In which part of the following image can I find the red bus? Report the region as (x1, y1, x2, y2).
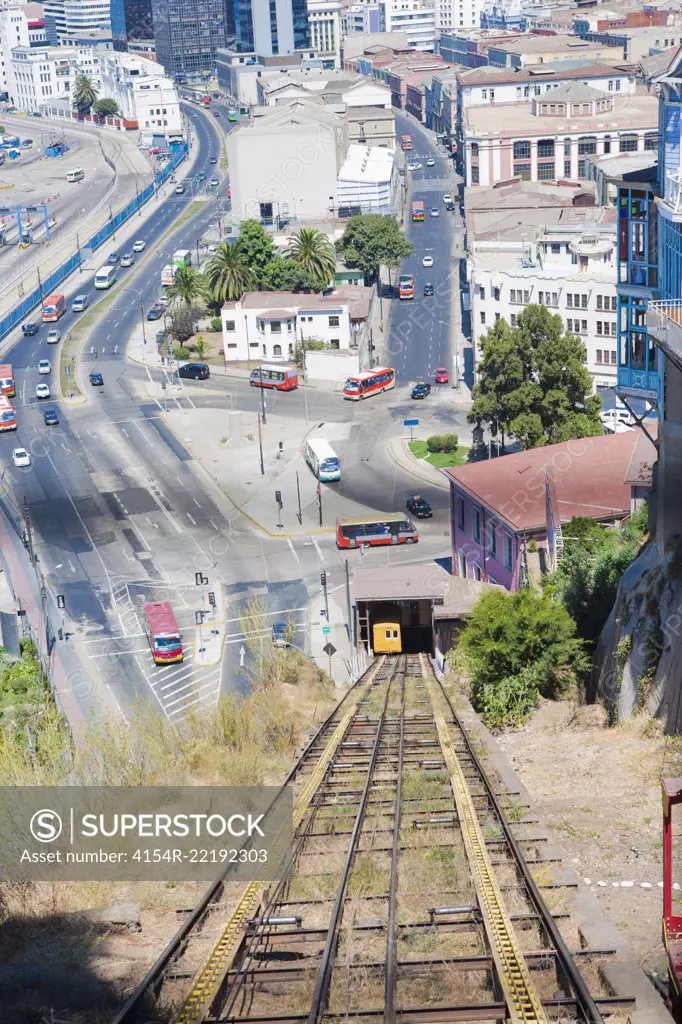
(249, 365, 298, 391)
(343, 367, 395, 400)
(411, 201, 424, 222)
(0, 395, 17, 431)
(0, 364, 14, 397)
(42, 293, 66, 322)
(401, 135, 413, 151)
(143, 601, 184, 665)
(202, 95, 211, 106)
(399, 274, 414, 299)
(337, 513, 418, 549)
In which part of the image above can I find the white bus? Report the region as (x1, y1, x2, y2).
(172, 248, 192, 267)
(66, 168, 85, 182)
(94, 264, 117, 289)
(306, 438, 341, 482)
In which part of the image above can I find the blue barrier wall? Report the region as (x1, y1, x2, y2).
(0, 142, 189, 341)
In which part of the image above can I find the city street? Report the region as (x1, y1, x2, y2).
(0, 107, 464, 717)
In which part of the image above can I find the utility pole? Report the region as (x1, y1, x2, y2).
(76, 232, 82, 272)
(22, 497, 34, 566)
(345, 559, 353, 645)
(300, 332, 309, 424)
(257, 413, 265, 476)
(321, 570, 329, 621)
(296, 471, 302, 525)
(259, 367, 267, 424)
(317, 464, 323, 527)
(140, 301, 147, 358)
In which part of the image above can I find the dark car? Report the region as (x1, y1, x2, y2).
(22, 321, 40, 336)
(213, 110, 220, 117)
(411, 382, 431, 399)
(146, 306, 163, 321)
(43, 407, 59, 425)
(272, 622, 290, 649)
(423, 282, 434, 296)
(406, 494, 433, 518)
(198, 171, 206, 181)
(444, 201, 456, 212)
(178, 362, 210, 381)
(89, 372, 104, 386)
(107, 252, 120, 264)
(210, 156, 217, 164)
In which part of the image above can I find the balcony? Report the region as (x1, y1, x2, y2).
(647, 301, 682, 374)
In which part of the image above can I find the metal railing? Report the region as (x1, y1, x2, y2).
(646, 300, 682, 369)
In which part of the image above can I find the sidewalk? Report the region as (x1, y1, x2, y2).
(159, 404, 375, 538)
(308, 584, 369, 688)
(194, 582, 225, 667)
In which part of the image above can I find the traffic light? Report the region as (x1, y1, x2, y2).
(320, 571, 327, 589)
(275, 490, 282, 506)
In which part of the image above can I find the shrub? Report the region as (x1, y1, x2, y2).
(427, 434, 445, 452)
(210, 316, 222, 332)
(173, 344, 190, 359)
(440, 433, 459, 452)
(474, 665, 543, 731)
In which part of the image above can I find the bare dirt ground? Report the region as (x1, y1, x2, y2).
(497, 699, 682, 984)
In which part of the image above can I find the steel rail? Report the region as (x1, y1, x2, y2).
(306, 655, 400, 1024)
(433, 667, 605, 1024)
(110, 657, 386, 1024)
(384, 681, 405, 1024)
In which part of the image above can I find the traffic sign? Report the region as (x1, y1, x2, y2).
(323, 642, 337, 657)
(322, 625, 331, 634)
(404, 419, 419, 426)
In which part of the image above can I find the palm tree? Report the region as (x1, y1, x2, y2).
(285, 228, 336, 289)
(72, 73, 99, 115)
(205, 242, 256, 302)
(167, 265, 206, 307)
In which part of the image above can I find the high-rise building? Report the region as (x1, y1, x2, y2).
(43, 0, 112, 43)
(307, 0, 340, 67)
(234, 0, 309, 58)
(152, 0, 233, 76)
(378, 0, 436, 52)
(111, 0, 154, 48)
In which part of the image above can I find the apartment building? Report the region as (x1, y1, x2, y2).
(378, 0, 437, 52)
(221, 291, 354, 362)
(307, 0, 341, 67)
(98, 51, 182, 140)
(152, 0, 231, 76)
(463, 85, 658, 187)
(9, 42, 97, 109)
(0, 1, 47, 96)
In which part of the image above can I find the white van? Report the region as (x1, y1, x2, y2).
(66, 168, 85, 183)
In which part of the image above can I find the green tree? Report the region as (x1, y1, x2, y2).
(205, 242, 257, 302)
(460, 589, 589, 727)
(335, 214, 413, 283)
(234, 218, 275, 272)
(286, 227, 336, 288)
(260, 254, 315, 292)
(194, 334, 208, 358)
(168, 305, 201, 343)
(92, 97, 119, 118)
(468, 305, 603, 450)
(72, 73, 99, 115)
(167, 264, 206, 307)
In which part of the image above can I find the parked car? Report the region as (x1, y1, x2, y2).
(411, 382, 431, 399)
(147, 306, 163, 321)
(89, 372, 104, 386)
(435, 367, 449, 384)
(38, 359, 51, 375)
(132, 239, 146, 252)
(72, 294, 89, 312)
(47, 329, 61, 344)
(35, 382, 50, 399)
(107, 251, 120, 264)
(422, 256, 434, 268)
(406, 494, 433, 518)
(423, 282, 434, 296)
(272, 622, 290, 649)
(120, 253, 134, 267)
(43, 407, 59, 425)
(178, 362, 210, 381)
(12, 447, 31, 467)
(22, 321, 40, 336)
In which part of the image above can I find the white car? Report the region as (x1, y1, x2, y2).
(175, 184, 185, 194)
(35, 382, 50, 399)
(601, 408, 635, 432)
(12, 447, 30, 467)
(132, 240, 146, 252)
(407, 162, 423, 170)
(443, 193, 453, 204)
(120, 253, 134, 267)
(47, 329, 61, 344)
(38, 359, 51, 375)
(426, 157, 435, 167)
(209, 177, 219, 187)
(430, 208, 439, 218)
(423, 255, 434, 268)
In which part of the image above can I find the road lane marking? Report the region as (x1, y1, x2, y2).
(287, 538, 300, 563)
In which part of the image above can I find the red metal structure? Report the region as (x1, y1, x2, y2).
(663, 778, 682, 1018)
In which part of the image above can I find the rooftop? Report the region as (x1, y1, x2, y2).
(338, 143, 395, 183)
(537, 80, 609, 102)
(455, 59, 635, 86)
(352, 563, 501, 616)
(223, 286, 372, 319)
(464, 87, 657, 137)
(442, 431, 652, 533)
(494, 34, 625, 54)
(587, 150, 659, 181)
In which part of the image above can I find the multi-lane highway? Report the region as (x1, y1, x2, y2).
(0, 105, 464, 721)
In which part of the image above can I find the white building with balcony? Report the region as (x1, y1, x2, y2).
(469, 208, 619, 389)
(9, 42, 97, 111)
(378, 0, 436, 52)
(98, 52, 182, 140)
(0, 1, 48, 95)
(221, 292, 354, 363)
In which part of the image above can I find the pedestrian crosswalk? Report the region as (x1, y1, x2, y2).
(134, 644, 222, 719)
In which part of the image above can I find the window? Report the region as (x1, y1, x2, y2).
(578, 136, 597, 156)
(582, 319, 587, 333)
(480, 311, 486, 325)
(482, 89, 487, 99)
(538, 161, 555, 180)
(270, 320, 281, 333)
(503, 533, 513, 571)
(564, 158, 571, 177)
(596, 348, 602, 363)
(611, 350, 617, 364)
(493, 287, 500, 301)
(490, 90, 495, 102)
(457, 496, 465, 530)
(596, 295, 603, 311)
(224, 319, 235, 331)
(487, 519, 497, 559)
(513, 140, 531, 160)
(644, 133, 657, 151)
(513, 163, 531, 180)
(458, 549, 467, 578)
(272, 342, 282, 357)
(619, 134, 638, 153)
(328, 315, 340, 327)
(510, 314, 517, 326)
(471, 166, 479, 184)
(479, 286, 485, 300)
(578, 159, 587, 178)
(597, 321, 603, 335)
(603, 135, 611, 154)
(473, 564, 482, 582)
(537, 138, 554, 158)
(471, 142, 479, 157)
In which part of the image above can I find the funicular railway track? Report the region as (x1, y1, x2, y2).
(112, 655, 633, 1024)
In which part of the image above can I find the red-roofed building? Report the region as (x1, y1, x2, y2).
(442, 431, 654, 590)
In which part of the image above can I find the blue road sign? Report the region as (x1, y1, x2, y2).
(404, 419, 419, 427)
